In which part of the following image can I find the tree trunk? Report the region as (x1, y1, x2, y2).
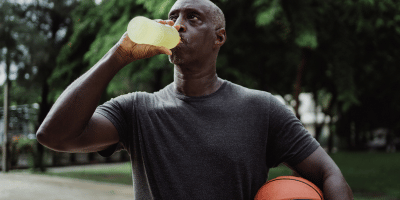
(324, 90, 338, 153)
(281, 0, 304, 120)
(2, 79, 10, 172)
(121, 151, 130, 162)
(69, 153, 76, 164)
(88, 152, 96, 163)
(52, 151, 60, 166)
(34, 80, 51, 172)
(36, 142, 45, 170)
(312, 90, 325, 142)
(327, 115, 334, 154)
(315, 124, 324, 142)
(2, 55, 11, 173)
(293, 48, 307, 120)
(105, 155, 112, 163)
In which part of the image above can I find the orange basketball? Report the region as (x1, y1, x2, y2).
(254, 176, 324, 200)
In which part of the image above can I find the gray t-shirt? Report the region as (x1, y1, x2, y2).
(95, 79, 320, 200)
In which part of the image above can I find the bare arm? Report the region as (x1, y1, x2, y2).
(36, 29, 173, 153)
(285, 146, 354, 200)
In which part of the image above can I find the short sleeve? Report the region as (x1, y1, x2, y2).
(94, 93, 135, 157)
(266, 95, 320, 168)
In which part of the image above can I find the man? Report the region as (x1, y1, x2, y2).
(36, 0, 353, 199)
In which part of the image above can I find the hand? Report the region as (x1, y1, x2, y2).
(113, 19, 180, 65)
(154, 19, 181, 31)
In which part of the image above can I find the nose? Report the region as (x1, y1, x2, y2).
(174, 17, 186, 32)
(174, 24, 186, 32)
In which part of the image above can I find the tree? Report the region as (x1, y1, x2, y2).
(53, 0, 174, 103)
(300, 0, 400, 150)
(9, 0, 81, 170)
(250, 0, 400, 151)
(0, 0, 27, 172)
(55, 0, 400, 153)
(56, 0, 304, 100)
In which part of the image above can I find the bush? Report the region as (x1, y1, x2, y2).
(15, 136, 36, 155)
(0, 135, 39, 169)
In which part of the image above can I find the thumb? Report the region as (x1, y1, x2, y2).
(160, 46, 172, 55)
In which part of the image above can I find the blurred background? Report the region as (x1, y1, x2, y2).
(0, 0, 399, 199)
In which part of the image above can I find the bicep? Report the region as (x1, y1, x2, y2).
(65, 112, 120, 153)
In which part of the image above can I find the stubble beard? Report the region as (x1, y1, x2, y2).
(169, 47, 186, 65)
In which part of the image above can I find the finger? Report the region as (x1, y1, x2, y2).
(154, 19, 166, 25)
(150, 45, 166, 55)
(166, 20, 175, 26)
(173, 24, 181, 31)
(118, 31, 129, 44)
(160, 46, 172, 55)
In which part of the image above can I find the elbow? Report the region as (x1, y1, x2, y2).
(36, 131, 49, 146)
(36, 131, 66, 152)
(323, 172, 354, 200)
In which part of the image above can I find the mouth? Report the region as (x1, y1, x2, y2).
(172, 37, 185, 51)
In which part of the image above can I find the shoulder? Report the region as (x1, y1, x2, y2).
(130, 83, 176, 109)
(104, 92, 143, 109)
(103, 83, 174, 108)
(226, 81, 278, 105)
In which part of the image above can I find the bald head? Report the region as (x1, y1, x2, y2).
(168, 0, 227, 66)
(205, 0, 226, 30)
(173, 0, 226, 30)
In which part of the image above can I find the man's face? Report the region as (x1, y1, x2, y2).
(168, 0, 217, 65)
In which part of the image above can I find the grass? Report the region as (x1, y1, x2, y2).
(268, 152, 400, 200)
(34, 162, 133, 185)
(330, 151, 400, 200)
(12, 151, 400, 200)
(267, 151, 400, 200)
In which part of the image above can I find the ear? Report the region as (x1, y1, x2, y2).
(213, 28, 226, 49)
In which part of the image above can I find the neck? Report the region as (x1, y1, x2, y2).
(173, 64, 222, 97)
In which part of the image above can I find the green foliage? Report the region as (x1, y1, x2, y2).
(15, 136, 36, 155)
(359, 0, 375, 7)
(54, 0, 316, 99)
(294, 29, 317, 49)
(50, 0, 400, 150)
(14, 0, 80, 104)
(0, 80, 40, 107)
(0, 136, 38, 169)
(317, 89, 333, 112)
(300, 0, 400, 144)
(136, 0, 175, 19)
(255, 0, 282, 27)
(50, 0, 100, 99)
(0, 1, 27, 86)
(53, 0, 180, 101)
(331, 152, 400, 199)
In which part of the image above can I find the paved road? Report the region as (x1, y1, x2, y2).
(0, 165, 133, 200)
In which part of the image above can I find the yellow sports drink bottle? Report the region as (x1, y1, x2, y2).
(127, 16, 180, 49)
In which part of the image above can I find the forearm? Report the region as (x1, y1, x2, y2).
(323, 173, 353, 200)
(36, 45, 127, 149)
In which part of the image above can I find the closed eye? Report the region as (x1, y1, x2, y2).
(169, 15, 177, 20)
(169, 14, 200, 21)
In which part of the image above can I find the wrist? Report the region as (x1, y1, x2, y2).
(110, 45, 136, 68)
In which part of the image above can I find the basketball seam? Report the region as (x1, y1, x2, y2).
(267, 177, 323, 200)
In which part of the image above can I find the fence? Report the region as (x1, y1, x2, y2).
(0, 104, 130, 171)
